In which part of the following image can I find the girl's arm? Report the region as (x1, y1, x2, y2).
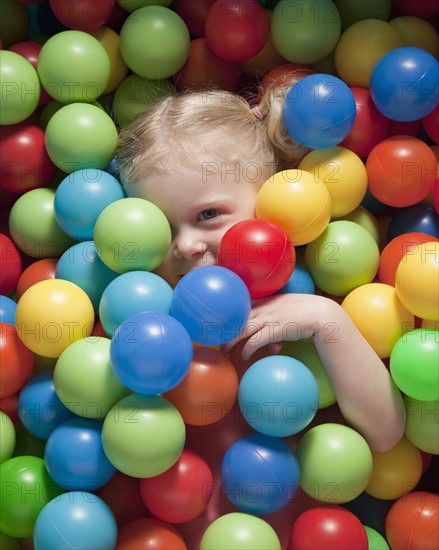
(222, 293, 406, 452)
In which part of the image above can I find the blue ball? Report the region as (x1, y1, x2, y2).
(56, 241, 118, 313)
(370, 47, 439, 122)
(283, 73, 356, 149)
(17, 370, 73, 440)
(170, 266, 251, 346)
(221, 433, 300, 515)
(0, 295, 16, 326)
(110, 311, 193, 394)
(44, 417, 115, 491)
(99, 271, 173, 337)
(33, 491, 117, 550)
(387, 203, 439, 241)
(277, 265, 315, 295)
(54, 169, 125, 241)
(238, 355, 319, 437)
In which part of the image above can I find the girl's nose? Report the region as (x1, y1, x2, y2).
(173, 229, 206, 259)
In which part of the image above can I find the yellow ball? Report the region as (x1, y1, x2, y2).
(395, 242, 439, 321)
(15, 279, 95, 358)
(341, 283, 415, 358)
(389, 16, 439, 59)
(255, 170, 332, 246)
(299, 146, 368, 218)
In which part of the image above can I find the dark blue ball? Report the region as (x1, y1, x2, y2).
(387, 203, 439, 241)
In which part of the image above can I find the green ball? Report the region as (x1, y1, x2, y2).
(0, 456, 63, 538)
(54, 337, 130, 418)
(45, 103, 118, 173)
(113, 74, 176, 128)
(200, 513, 281, 550)
(296, 423, 373, 503)
(0, 51, 40, 125)
(0, 411, 15, 464)
(102, 393, 186, 478)
(390, 329, 439, 401)
(120, 6, 190, 79)
(272, 0, 341, 64)
(94, 198, 171, 273)
(305, 220, 380, 296)
(334, 205, 380, 245)
(404, 395, 439, 454)
(364, 526, 390, 549)
(8, 188, 76, 259)
(37, 30, 110, 104)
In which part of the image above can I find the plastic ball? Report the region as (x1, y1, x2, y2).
(37, 30, 110, 103)
(422, 103, 439, 144)
(277, 264, 315, 295)
(334, 206, 381, 244)
(0, 122, 56, 194)
(170, 266, 251, 346)
(54, 336, 129, 418)
(335, 0, 391, 30)
(296, 423, 373, 503)
(110, 311, 193, 394)
(204, 0, 269, 63)
(365, 436, 423, 500)
(289, 507, 369, 550)
(15, 279, 95, 358)
(99, 271, 173, 337)
(257, 62, 314, 101)
(0, 322, 34, 399)
(0, 455, 63, 538)
(395, 242, 439, 321)
(173, 0, 216, 37)
(366, 136, 436, 208)
(271, 0, 341, 65)
(102, 393, 186, 478)
(45, 102, 118, 173)
(370, 47, 439, 122)
(48, 0, 115, 32)
(238, 355, 319, 437)
(140, 448, 213, 523)
(404, 395, 439, 455)
(363, 526, 390, 550)
(117, 518, 187, 550)
(385, 491, 439, 550)
(334, 19, 403, 88)
(0, 50, 40, 125)
(283, 74, 356, 149)
(17, 370, 73, 440)
(299, 146, 368, 217)
(217, 219, 296, 298)
(0, 410, 15, 464)
(390, 328, 439, 401)
(15, 257, 57, 300)
(389, 16, 439, 58)
(33, 491, 118, 550)
(378, 232, 438, 287)
(341, 283, 415, 359)
(388, 203, 439, 241)
(255, 169, 332, 246)
(164, 346, 238, 426)
(221, 433, 300, 514)
(93, 197, 171, 273)
(305, 220, 380, 296)
(0, 295, 16, 326)
(54, 168, 125, 241)
(0, 234, 22, 296)
(119, 6, 190, 79)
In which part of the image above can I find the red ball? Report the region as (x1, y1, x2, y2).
(378, 231, 439, 286)
(173, 0, 217, 37)
(0, 233, 22, 296)
(386, 119, 422, 138)
(15, 258, 58, 301)
(0, 123, 56, 194)
(0, 322, 34, 400)
(385, 491, 439, 550)
(217, 219, 296, 298)
(366, 136, 437, 207)
(289, 507, 369, 550)
(140, 448, 214, 524)
(422, 103, 439, 144)
(205, 0, 269, 63)
(339, 87, 389, 159)
(116, 518, 187, 550)
(48, 0, 115, 31)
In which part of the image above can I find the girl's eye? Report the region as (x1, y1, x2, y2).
(198, 209, 219, 221)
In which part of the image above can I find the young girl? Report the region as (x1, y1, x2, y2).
(116, 85, 405, 455)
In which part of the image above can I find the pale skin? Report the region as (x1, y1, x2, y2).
(133, 165, 406, 452)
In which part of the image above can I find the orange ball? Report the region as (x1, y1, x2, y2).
(164, 347, 238, 426)
(88, 26, 129, 93)
(15, 258, 58, 301)
(116, 518, 187, 550)
(0, 322, 34, 399)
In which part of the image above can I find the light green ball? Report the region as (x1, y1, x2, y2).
(37, 30, 110, 103)
(200, 513, 281, 550)
(305, 220, 380, 296)
(54, 337, 130, 419)
(0, 411, 15, 464)
(120, 6, 190, 79)
(8, 188, 76, 259)
(404, 395, 439, 454)
(296, 423, 373, 503)
(45, 103, 118, 173)
(364, 525, 390, 549)
(94, 198, 171, 273)
(102, 393, 186, 478)
(333, 205, 380, 245)
(0, 51, 40, 125)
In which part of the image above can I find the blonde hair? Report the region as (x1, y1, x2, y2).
(116, 81, 309, 195)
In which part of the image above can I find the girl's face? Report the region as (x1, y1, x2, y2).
(133, 166, 263, 287)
